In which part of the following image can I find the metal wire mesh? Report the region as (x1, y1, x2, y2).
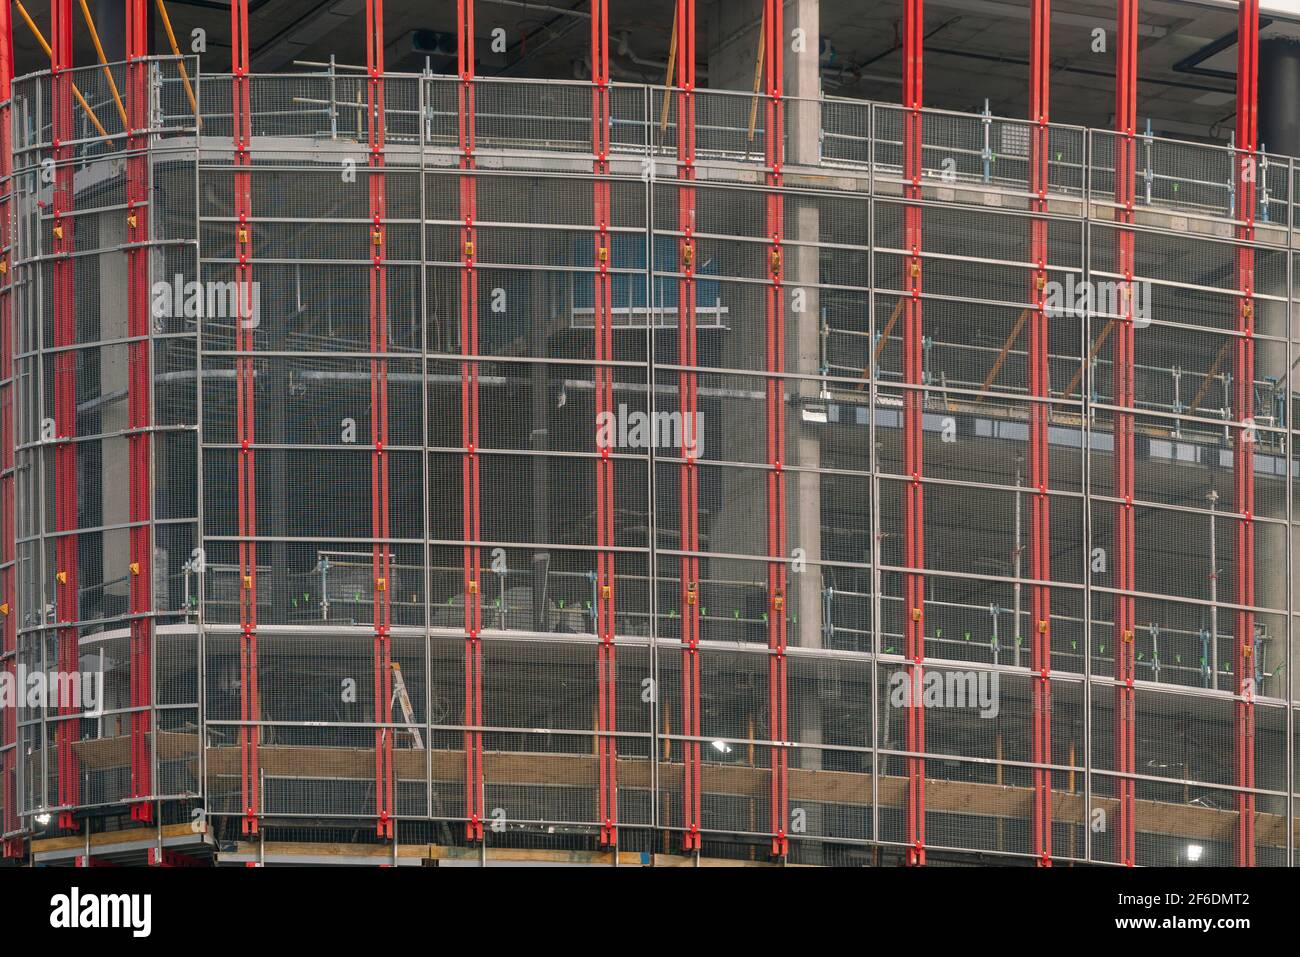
(3, 61, 1298, 864)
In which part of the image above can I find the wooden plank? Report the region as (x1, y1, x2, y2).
(974, 309, 1030, 402)
(33, 822, 194, 854)
(49, 737, 1288, 854)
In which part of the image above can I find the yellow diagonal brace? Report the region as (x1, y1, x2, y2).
(1187, 338, 1232, 416)
(77, 0, 128, 128)
(15, 0, 110, 139)
(748, 19, 764, 143)
(975, 309, 1030, 403)
(154, 0, 200, 125)
(659, 3, 678, 136)
(1061, 318, 1113, 399)
(855, 298, 906, 391)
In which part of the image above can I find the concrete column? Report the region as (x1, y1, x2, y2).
(1253, 39, 1297, 698)
(1260, 38, 1300, 159)
(705, 0, 829, 857)
(99, 214, 131, 735)
(705, 0, 824, 658)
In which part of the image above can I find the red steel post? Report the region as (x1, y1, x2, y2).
(51, 0, 80, 831)
(0, 0, 21, 858)
(456, 0, 485, 844)
(763, 0, 789, 861)
(366, 0, 394, 839)
(1028, 0, 1053, 866)
(902, 0, 926, 867)
(1112, 0, 1138, 868)
(1233, 0, 1259, 868)
(590, 0, 618, 848)
(126, 0, 154, 824)
(232, 0, 260, 836)
(675, 0, 702, 853)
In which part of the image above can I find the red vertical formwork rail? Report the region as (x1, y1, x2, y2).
(675, 0, 701, 853)
(0, 0, 20, 858)
(1028, 0, 1052, 866)
(125, 0, 154, 824)
(590, 0, 618, 848)
(456, 0, 484, 844)
(901, 0, 926, 867)
(366, 0, 394, 840)
(232, 0, 260, 835)
(50, 0, 80, 830)
(1232, 0, 1258, 868)
(1112, 0, 1137, 868)
(762, 0, 788, 861)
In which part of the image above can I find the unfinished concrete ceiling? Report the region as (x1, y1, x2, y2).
(7, 0, 1293, 142)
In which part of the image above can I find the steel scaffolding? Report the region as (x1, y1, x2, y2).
(1, 0, 1297, 868)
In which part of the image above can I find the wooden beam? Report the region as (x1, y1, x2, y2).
(1060, 318, 1112, 399)
(856, 297, 906, 391)
(1187, 338, 1232, 416)
(975, 308, 1029, 402)
(63, 737, 1288, 851)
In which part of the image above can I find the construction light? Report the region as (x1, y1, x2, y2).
(711, 740, 732, 754)
(1186, 843, 1204, 863)
(35, 813, 51, 826)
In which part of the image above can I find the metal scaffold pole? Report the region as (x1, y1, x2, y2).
(1233, 0, 1259, 868)
(1113, 0, 1138, 869)
(902, 0, 926, 868)
(50, 0, 81, 832)
(763, 0, 789, 863)
(232, 0, 261, 837)
(674, 0, 702, 855)
(126, 0, 155, 826)
(1028, 0, 1053, 867)
(590, 0, 618, 850)
(0, 0, 21, 859)
(456, 0, 485, 845)
(367, 0, 394, 841)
